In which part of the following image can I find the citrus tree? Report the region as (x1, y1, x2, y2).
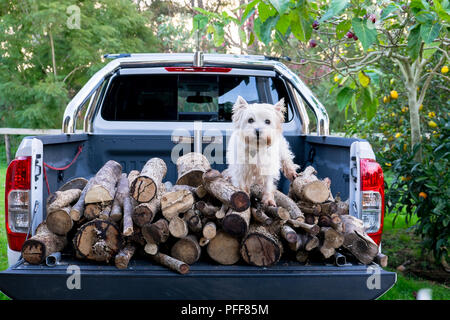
(194, 0, 449, 159)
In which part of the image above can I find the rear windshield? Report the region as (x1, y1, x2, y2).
(101, 74, 293, 122)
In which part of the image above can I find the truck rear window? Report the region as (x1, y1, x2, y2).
(101, 74, 293, 122)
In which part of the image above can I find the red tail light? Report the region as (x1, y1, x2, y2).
(5, 156, 31, 251)
(164, 67, 232, 73)
(360, 158, 384, 245)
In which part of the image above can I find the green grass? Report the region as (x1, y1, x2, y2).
(0, 165, 9, 300)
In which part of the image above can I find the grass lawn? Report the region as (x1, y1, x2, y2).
(0, 160, 448, 300)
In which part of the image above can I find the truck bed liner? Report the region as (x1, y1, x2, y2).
(0, 257, 396, 300)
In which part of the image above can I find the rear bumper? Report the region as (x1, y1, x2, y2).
(0, 258, 396, 300)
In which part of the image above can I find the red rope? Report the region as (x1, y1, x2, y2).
(43, 145, 83, 194)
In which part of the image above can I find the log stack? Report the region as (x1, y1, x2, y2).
(21, 158, 382, 274)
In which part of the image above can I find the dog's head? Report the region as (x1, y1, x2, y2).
(231, 96, 286, 148)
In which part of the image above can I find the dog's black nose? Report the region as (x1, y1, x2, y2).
(255, 129, 260, 139)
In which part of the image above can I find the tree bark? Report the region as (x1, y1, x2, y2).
(142, 219, 170, 244)
(73, 219, 122, 263)
(130, 158, 167, 202)
(171, 235, 201, 264)
(202, 169, 250, 212)
(207, 230, 240, 265)
(122, 195, 134, 236)
(110, 173, 128, 222)
(22, 222, 67, 265)
(240, 224, 283, 267)
(251, 205, 273, 225)
(47, 189, 81, 213)
(85, 160, 122, 204)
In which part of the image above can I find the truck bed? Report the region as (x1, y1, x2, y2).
(0, 257, 396, 300)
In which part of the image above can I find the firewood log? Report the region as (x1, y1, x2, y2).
(195, 201, 219, 218)
(207, 230, 240, 265)
(142, 219, 170, 244)
(341, 215, 379, 264)
(251, 184, 303, 220)
(202, 221, 217, 240)
(281, 225, 298, 244)
(73, 219, 122, 263)
(144, 242, 158, 255)
(202, 169, 250, 212)
(319, 227, 344, 259)
(291, 166, 331, 203)
(22, 222, 67, 265)
(70, 178, 94, 221)
(98, 204, 112, 220)
(84, 160, 122, 204)
(374, 253, 388, 268)
(240, 224, 283, 267)
(132, 183, 165, 227)
(150, 252, 189, 274)
(215, 204, 228, 219)
(251, 205, 273, 225)
(171, 184, 207, 199)
(335, 199, 349, 215)
(289, 233, 319, 252)
(128, 170, 140, 187)
(110, 174, 128, 222)
(161, 190, 194, 221)
(199, 237, 210, 246)
(122, 195, 134, 236)
(47, 189, 81, 213)
(176, 152, 211, 187)
(296, 201, 321, 216)
(84, 201, 112, 220)
(222, 208, 251, 238)
(288, 219, 320, 236)
(115, 244, 136, 269)
(171, 235, 201, 264)
(183, 209, 202, 233)
(130, 158, 167, 203)
(46, 206, 73, 236)
(320, 201, 338, 215)
(57, 177, 88, 192)
(169, 216, 189, 238)
(296, 250, 309, 263)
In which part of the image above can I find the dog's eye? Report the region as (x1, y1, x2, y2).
(248, 118, 254, 124)
(265, 119, 271, 125)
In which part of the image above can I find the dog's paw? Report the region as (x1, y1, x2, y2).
(284, 167, 299, 182)
(262, 193, 276, 207)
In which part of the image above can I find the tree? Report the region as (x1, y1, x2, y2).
(195, 0, 449, 160)
(0, 0, 161, 129)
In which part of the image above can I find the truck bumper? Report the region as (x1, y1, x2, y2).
(0, 258, 396, 300)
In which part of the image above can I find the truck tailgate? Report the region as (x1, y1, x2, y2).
(0, 258, 396, 300)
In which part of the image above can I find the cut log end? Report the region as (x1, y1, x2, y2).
(230, 191, 251, 212)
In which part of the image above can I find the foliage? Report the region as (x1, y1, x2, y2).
(0, 0, 161, 129)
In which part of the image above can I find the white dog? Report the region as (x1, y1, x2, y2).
(226, 96, 300, 206)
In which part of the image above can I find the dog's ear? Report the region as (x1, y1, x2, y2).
(233, 96, 248, 114)
(274, 98, 286, 117)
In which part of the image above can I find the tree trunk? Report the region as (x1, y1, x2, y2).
(240, 224, 283, 267)
(130, 158, 167, 202)
(150, 252, 190, 274)
(291, 166, 330, 203)
(85, 160, 122, 204)
(222, 208, 250, 238)
(171, 235, 201, 264)
(176, 152, 211, 187)
(202, 169, 250, 212)
(207, 230, 240, 265)
(22, 222, 67, 265)
(73, 219, 122, 263)
(4, 134, 11, 165)
(341, 215, 378, 264)
(70, 178, 94, 221)
(114, 244, 136, 269)
(406, 78, 422, 161)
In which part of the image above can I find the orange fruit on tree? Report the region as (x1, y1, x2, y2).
(419, 192, 427, 199)
(390, 90, 398, 99)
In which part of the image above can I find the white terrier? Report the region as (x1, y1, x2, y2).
(226, 96, 300, 206)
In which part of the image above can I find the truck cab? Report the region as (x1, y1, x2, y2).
(1, 53, 396, 299)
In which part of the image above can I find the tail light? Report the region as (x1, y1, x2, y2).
(360, 158, 384, 245)
(5, 156, 31, 251)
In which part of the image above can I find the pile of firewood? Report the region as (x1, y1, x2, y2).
(21, 152, 386, 274)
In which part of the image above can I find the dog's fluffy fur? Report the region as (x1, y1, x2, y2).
(226, 96, 300, 206)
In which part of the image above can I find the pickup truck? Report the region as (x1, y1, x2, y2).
(0, 53, 396, 299)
